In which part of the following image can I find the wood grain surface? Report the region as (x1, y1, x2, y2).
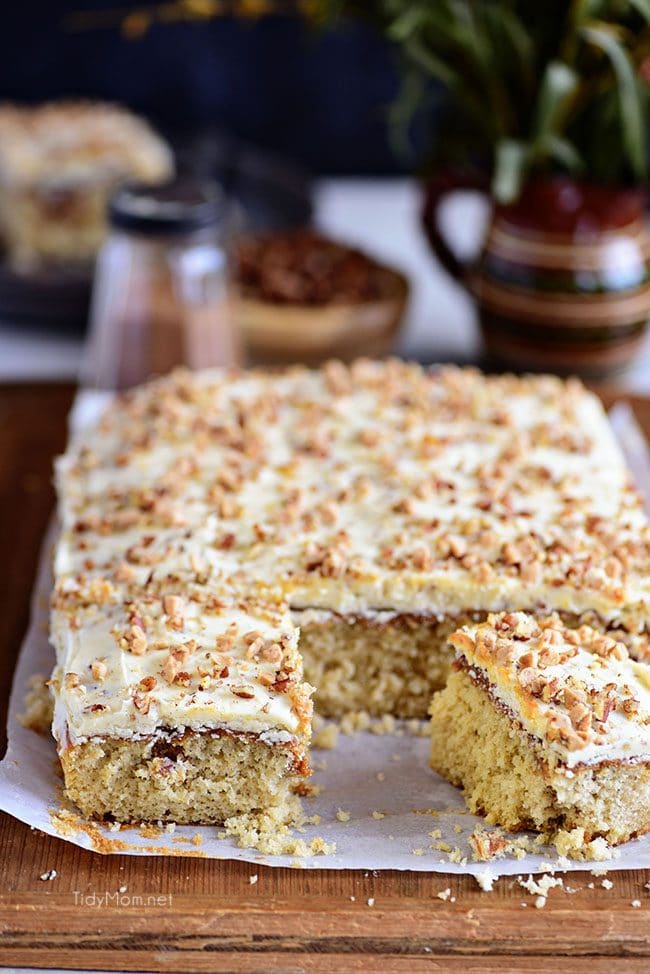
(0, 382, 648, 974)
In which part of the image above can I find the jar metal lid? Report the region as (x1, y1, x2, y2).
(108, 178, 224, 235)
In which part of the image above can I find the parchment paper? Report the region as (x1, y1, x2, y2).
(0, 393, 648, 877)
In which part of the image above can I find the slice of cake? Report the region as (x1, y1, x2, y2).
(50, 577, 312, 824)
(0, 100, 173, 267)
(430, 612, 650, 845)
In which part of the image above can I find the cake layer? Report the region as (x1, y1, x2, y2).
(430, 668, 650, 844)
(55, 362, 650, 630)
(0, 101, 173, 266)
(297, 609, 474, 717)
(60, 728, 306, 824)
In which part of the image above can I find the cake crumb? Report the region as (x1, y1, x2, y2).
(552, 829, 618, 862)
(601, 878, 614, 890)
(19, 674, 53, 734)
(474, 871, 494, 892)
(249, 874, 258, 885)
(371, 811, 385, 820)
(118, 884, 128, 893)
(376, 771, 386, 782)
(631, 899, 641, 908)
(310, 837, 336, 855)
(336, 809, 350, 823)
(367, 897, 375, 906)
(39, 869, 57, 881)
(468, 828, 508, 862)
(412, 848, 425, 856)
(431, 841, 452, 853)
(518, 874, 563, 899)
(313, 723, 339, 750)
(437, 888, 452, 901)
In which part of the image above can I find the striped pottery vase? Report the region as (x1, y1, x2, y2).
(422, 175, 650, 378)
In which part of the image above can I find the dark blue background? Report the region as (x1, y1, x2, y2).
(1, 3, 421, 175)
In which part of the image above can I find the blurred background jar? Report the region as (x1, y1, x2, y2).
(82, 178, 241, 390)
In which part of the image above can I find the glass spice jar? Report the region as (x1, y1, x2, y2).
(82, 178, 241, 390)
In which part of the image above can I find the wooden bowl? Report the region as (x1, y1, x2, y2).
(240, 267, 409, 366)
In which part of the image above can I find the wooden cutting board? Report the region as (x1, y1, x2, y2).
(0, 382, 648, 974)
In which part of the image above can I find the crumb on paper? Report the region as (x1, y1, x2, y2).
(412, 848, 425, 856)
(336, 809, 350, 823)
(39, 869, 57, 881)
(468, 828, 508, 862)
(436, 888, 453, 901)
(552, 829, 618, 862)
(249, 874, 258, 885)
(138, 823, 164, 839)
(534, 895, 546, 909)
(631, 899, 641, 908)
(602, 879, 614, 890)
(431, 841, 452, 853)
(371, 811, 385, 820)
(367, 897, 375, 907)
(219, 800, 334, 857)
(376, 771, 385, 782)
(118, 884, 127, 893)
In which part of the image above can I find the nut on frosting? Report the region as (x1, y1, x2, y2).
(449, 612, 650, 769)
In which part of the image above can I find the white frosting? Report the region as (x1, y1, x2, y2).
(451, 614, 650, 770)
(55, 364, 650, 625)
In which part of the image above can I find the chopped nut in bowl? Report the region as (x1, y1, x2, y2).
(233, 228, 409, 364)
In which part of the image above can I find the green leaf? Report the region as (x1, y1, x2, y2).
(533, 61, 580, 142)
(492, 139, 529, 203)
(544, 134, 586, 172)
(580, 23, 647, 178)
(627, 0, 650, 24)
